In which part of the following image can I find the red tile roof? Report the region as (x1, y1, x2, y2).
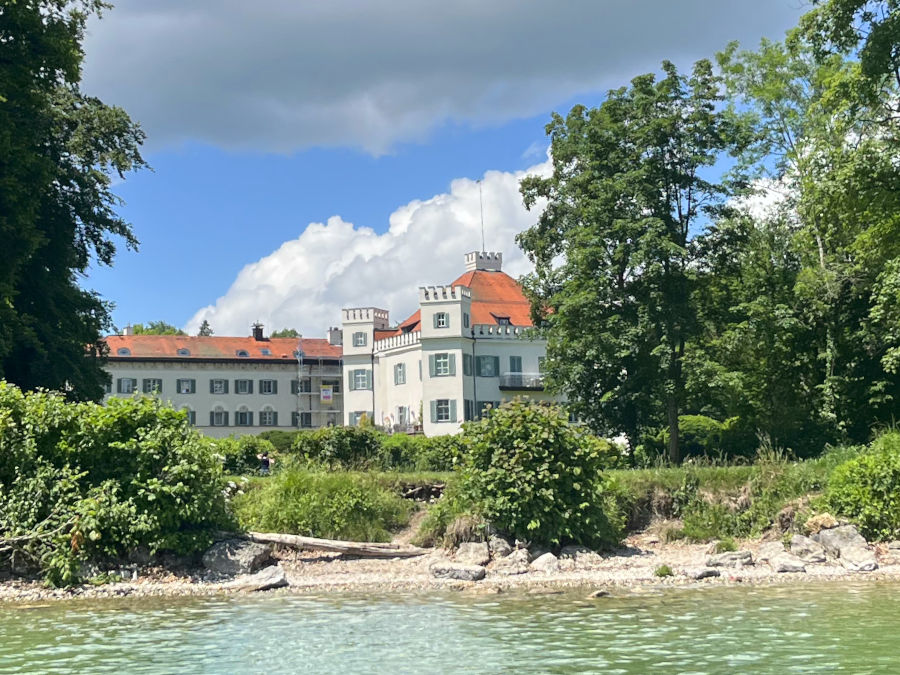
(104, 335, 342, 361)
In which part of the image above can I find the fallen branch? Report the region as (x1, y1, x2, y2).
(239, 531, 430, 558)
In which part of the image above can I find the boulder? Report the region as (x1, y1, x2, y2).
(529, 552, 560, 573)
(488, 536, 513, 559)
(839, 546, 878, 572)
(228, 565, 288, 592)
(790, 535, 826, 563)
(587, 589, 610, 598)
(687, 567, 721, 580)
(757, 541, 786, 562)
(805, 513, 839, 534)
(430, 562, 486, 582)
(770, 554, 806, 573)
(455, 542, 490, 566)
(706, 550, 753, 568)
(491, 548, 530, 575)
(202, 539, 273, 576)
(559, 545, 602, 567)
(812, 524, 867, 558)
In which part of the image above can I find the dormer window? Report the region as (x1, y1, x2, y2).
(494, 315, 511, 326)
(116, 347, 131, 356)
(177, 348, 190, 356)
(235, 349, 249, 358)
(260, 348, 271, 356)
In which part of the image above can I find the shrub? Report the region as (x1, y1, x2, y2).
(0, 382, 230, 585)
(654, 564, 674, 577)
(292, 426, 384, 469)
(215, 435, 276, 475)
(454, 399, 623, 550)
(232, 466, 412, 542)
(827, 431, 900, 541)
(256, 430, 301, 454)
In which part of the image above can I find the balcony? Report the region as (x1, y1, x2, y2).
(498, 372, 545, 391)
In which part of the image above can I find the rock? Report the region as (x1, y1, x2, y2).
(559, 545, 602, 567)
(887, 540, 900, 551)
(587, 589, 610, 598)
(529, 552, 560, 573)
(455, 542, 490, 566)
(839, 546, 878, 572)
(228, 565, 288, 592)
(812, 524, 867, 558)
(430, 562, 486, 582)
(706, 550, 753, 568)
(770, 554, 806, 573)
(487, 536, 513, 559)
(202, 539, 273, 576)
(775, 505, 796, 532)
(687, 567, 721, 580)
(757, 541, 787, 562)
(491, 548, 530, 575)
(126, 546, 154, 565)
(790, 534, 826, 563)
(805, 513, 839, 534)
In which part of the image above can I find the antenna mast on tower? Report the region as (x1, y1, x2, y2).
(477, 179, 485, 252)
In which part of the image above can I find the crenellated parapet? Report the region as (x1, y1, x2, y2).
(342, 307, 390, 328)
(418, 285, 472, 304)
(464, 251, 503, 272)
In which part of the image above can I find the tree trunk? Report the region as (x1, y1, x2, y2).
(239, 531, 430, 558)
(667, 393, 680, 465)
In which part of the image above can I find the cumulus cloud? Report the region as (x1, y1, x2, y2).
(83, 0, 802, 154)
(185, 159, 550, 336)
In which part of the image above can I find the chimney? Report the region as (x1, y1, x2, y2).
(251, 323, 265, 341)
(328, 327, 343, 346)
(122, 325, 134, 336)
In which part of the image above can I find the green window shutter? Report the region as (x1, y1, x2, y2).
(272, 381, 278, 395)
(366, 370, 373, 390)
(209, 412, 215, 426)
(223, 412, 229, 426)
(510, 356, 522, 373)
(430, 400, 438, 423)
(223, 380, 229, 394)
(429, 355, 436, 377)
(449, 399, 457, 423)
(433, 313, 439, 329)
(475, 357, 483, 377)
(394, 365, 399, 385)
(463, 353, 472, 376)
(492, 356, 500, 376)
(209, 380, 215, 394)
(117, 379, 123, 394)
(272, 412, 278, 426)
(130, 378, 137, 392)
(190, 379, 196, 393)
(449, 354, 456, 376)
(248, 380, 254, 394)
(349, 370, 357, 391)
(248, 412, 254, 426)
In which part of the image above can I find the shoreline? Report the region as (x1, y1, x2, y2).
(4, 534, 899, 605)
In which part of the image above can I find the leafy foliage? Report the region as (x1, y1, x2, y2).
(269, 328, 300, 338)
(0, 381, 230, 585)
(130, 321, 187, 336)
(213, 435, 276, 475)
(454, 400, 624, 549)
(197, 320, 214, 337)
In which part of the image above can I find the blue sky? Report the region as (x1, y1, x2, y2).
(82, 1, 805, 337)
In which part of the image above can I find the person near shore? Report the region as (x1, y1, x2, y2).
(257, 451, 273, 475)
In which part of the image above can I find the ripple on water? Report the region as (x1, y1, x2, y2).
(1, 583, 899, 674)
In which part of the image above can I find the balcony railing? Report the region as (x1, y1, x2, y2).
(498, 372, 545, 391)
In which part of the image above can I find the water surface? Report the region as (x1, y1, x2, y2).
(0, 582, 897, 673)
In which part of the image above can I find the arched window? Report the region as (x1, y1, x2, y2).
(260, 348, 271, 356)
(236, 405, 253, 427)
(211, 405, 228, 427)
(117, 347, 131, 356)
(236, 349, 249, 358)
(259, 406, 277, 427)
(177, 348, 190, 356)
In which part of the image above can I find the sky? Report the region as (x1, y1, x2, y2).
(81, 0, 807, 338)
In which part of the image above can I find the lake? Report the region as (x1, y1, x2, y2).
(0, 582, 896, 673)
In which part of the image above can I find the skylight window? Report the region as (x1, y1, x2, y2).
(236, 349, 250, 357)
(260, 348, 271, 356)
(177, 348, 190, 356)
(117, 347, 131, 356)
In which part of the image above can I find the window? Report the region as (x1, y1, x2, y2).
(348, 411, 372, 427)
(463, 313, 470, 328)
(177, 348, 190, 356)
(142, 378, 163, 394)
(430, 399, 457, 423)
(397, 406, 409, 427)
(323, 379, 341, 394)
(464, 399, 475, 422)
(495, 316, 511, 326)
(236, 349, 250, 358)
(434, 312, 449, 328)
(182, 408, 196, 425)
(394, 363, 406, 385)
(463, 353, 473, 376)
(260, 348, 271, 356)
(350, 369, 372, 391)
(299, 412, 312, 428)
(259, 408, 277, 426)
(236, 408, 253, 426)
(116, 378, 136, 394)
(104, 381, 112, 394)
(509, 356, 523, 373)
(477, 400, 501, 418)
(538, 356, 546, 373)
(175, 379, 197, 394)
(210, 379, 228, 395)
(352, 331, 367, 347)
(259, 379, 277, 395)
(476, 355, 500, 377)
(235, 379, 253, 394)
(292, 378, 312, 393)
(210, 407, 228, 427)
(429, 353, 455, 377)
(116, 347, 131, 356)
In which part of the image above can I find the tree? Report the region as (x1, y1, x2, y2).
(197, 320, 214, 337)
(519, 60, 746, 463)
(0, 1, 145, 400)
(131, 321, 187, 336)
(270, 328, 300, 338)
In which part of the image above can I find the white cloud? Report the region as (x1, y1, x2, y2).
(83, 0, 803, 154)
(185, 158, 550, 336)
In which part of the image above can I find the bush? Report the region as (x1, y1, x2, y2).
(292, 426, 384, 469)
(256, 430, 301, 454)
(232, 466, 412, 542)
(214, 435, 276, 475)
(0, 382, 230, 585)
(454, 399, 623, 550)
(654, 564, 673, 577)
(827, 431, 900, 540)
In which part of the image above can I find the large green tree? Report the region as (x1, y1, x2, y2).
(130, 321, 187, 336)
(0, 0, 144, 400)
(519, 61, 747, 462)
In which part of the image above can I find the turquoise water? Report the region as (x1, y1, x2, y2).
(0, 582, 897, 674)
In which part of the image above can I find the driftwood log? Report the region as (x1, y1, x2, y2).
(238, 531, 430, 558)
